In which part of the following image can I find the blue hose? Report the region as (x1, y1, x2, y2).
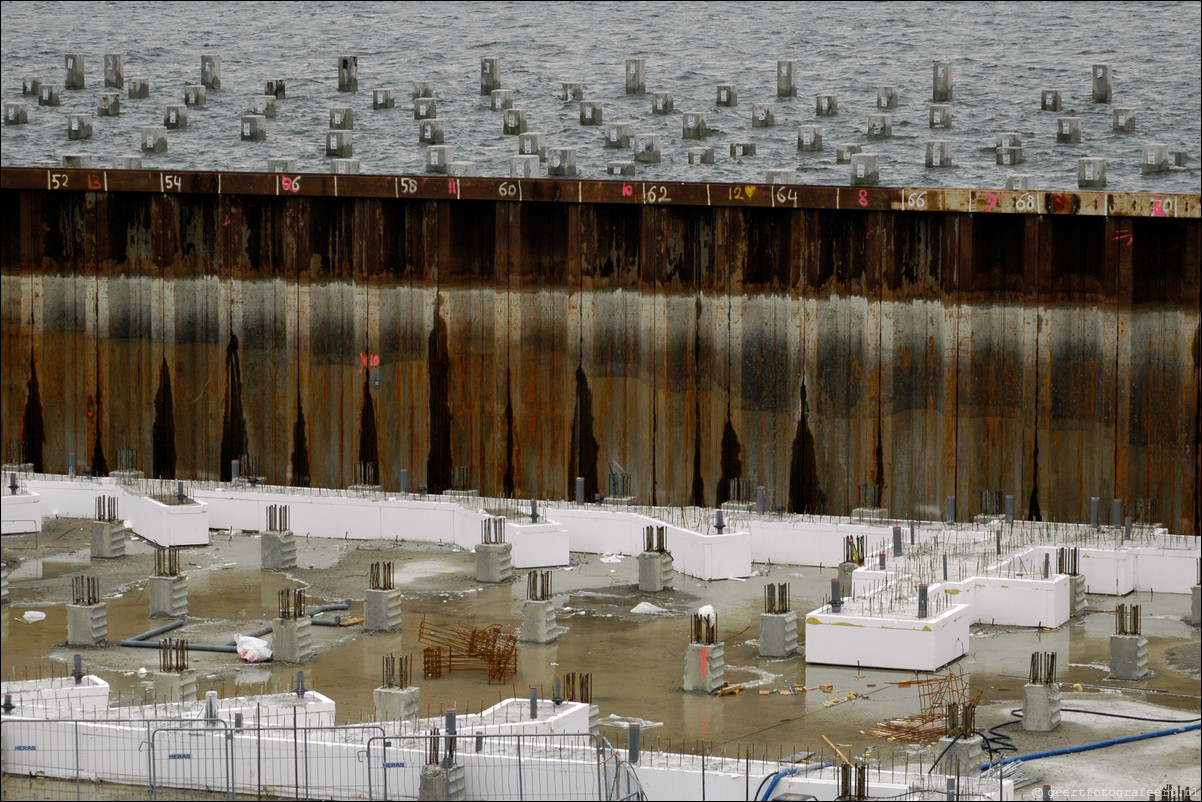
(757, 763, 830, 801)
(979, 723, 1201, 772)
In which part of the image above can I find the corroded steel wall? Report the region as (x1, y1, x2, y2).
(1, 169, 1198, 534)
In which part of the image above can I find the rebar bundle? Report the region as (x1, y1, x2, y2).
(1115, 603, 1141, 635)
(278, 588, 305, 620)
(945, 702, 976, 738)
(154, 546, 180, 577)
(481, 516, 505, 544)
(95, 495, 118, 522)
(382, 653, 411, 689)
(1057, 546, 1080, 576)
(691, 612, 717, 645)
(451, 465, 470, 491)
(844, 535, 866, 566)
(872, 668, 983, 745)
(159, 637, 189, 672)
(369, 561, 394, 590)
(562, 672, 592, 703)
(1029, 651, 1057, 685)
(643, 524, 667, 553)
(425, 728, 441, 765)
(354, 460, 377, 486)
(71, 575, 99, 605)
(265, 504, 290, 532)
(764, 583, 790, 614)
(527, 570, 552, 601)
(117, 446, 139, 472)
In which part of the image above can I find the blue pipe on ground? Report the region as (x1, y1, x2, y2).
(979, 723, 1201, 772)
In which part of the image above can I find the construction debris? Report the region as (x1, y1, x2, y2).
(417, 616, 518, 683)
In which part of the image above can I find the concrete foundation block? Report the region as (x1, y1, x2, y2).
(414, 97, 437, 120)
(1189, 586, 1199, 626)
(752, 102, 775, 128)
(607, 161, 635, 176)
(850, 153, 879, 186)
(97, 92, 120, 117)
(23, 75, 41, 97)
(62, 155, 91, 168)
(184, 85, 206, 106)
(326, 130, 353, 158)
(5, 102, 29, 125)
(426, 144, 453, 174)
(67, 603, 108, 647)
(504, 108, 527, 134)
(364, 588, 403, 633)
(128, 78, 150, 99)
(579, 101, 602, 125)
(1078, 157, 1106, 188)
(476, 542, 513, 583)
(254, 95, 277, 118)
(633, 135, 661, 163)
(91, 520, 127, 559)
(241, 115, 267, 141)
(716, 84, 737, 106)
(589, 704, 600, 737)
(652, 92, 673, 114)
(1109, 634, 1149, 680)
(490, 89, 513, 111)
(518, 132, 546, 161)
(510, 154, 539, 177)
(38, 84, 62, 107)
(374, 685, 420, 724)
(520, 599, 559, 644)
(687, 147, 715, 165)
(419, 119, 444, 145)
(273, 618, 314, 664)
(638, 551, 673, 592)
(836, 143, 861, 163)
(67, 113, 93, 140)
(149, 575, 188, 618)
(730, 142, 756, 158)
(759, 612, 799, 658)
(548, 148, 577, 176)
(261, 531, 297, 571)
(142, 127, 168, 154)
(1022, 683, 1061, 731)
(683, 642, 725, 693)
(935, 734, 982, 776)
(164, 105, 187, 129)
(1070, 575, 1087, 618)
(867, 113, 892, 138)
(838, 561, 858, 591)
(154, 670, 197, 703)
(797, 125, 823, 151)
(1141, 143, 1169, 175)
(605, 123, 631, 149)
(419, 763, 466, 801)
(682, 112, 709, 139)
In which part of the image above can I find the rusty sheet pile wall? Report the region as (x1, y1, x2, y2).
(1, 169, 1198, 534)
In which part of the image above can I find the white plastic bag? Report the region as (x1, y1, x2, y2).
(235, 634, 272, 663)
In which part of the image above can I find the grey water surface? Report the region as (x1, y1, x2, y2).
(1, 1, 1200, 192)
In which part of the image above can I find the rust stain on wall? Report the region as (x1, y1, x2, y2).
(1, 176, 1198, 535)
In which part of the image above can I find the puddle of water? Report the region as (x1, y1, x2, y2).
(2, 533, 1198, 767)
